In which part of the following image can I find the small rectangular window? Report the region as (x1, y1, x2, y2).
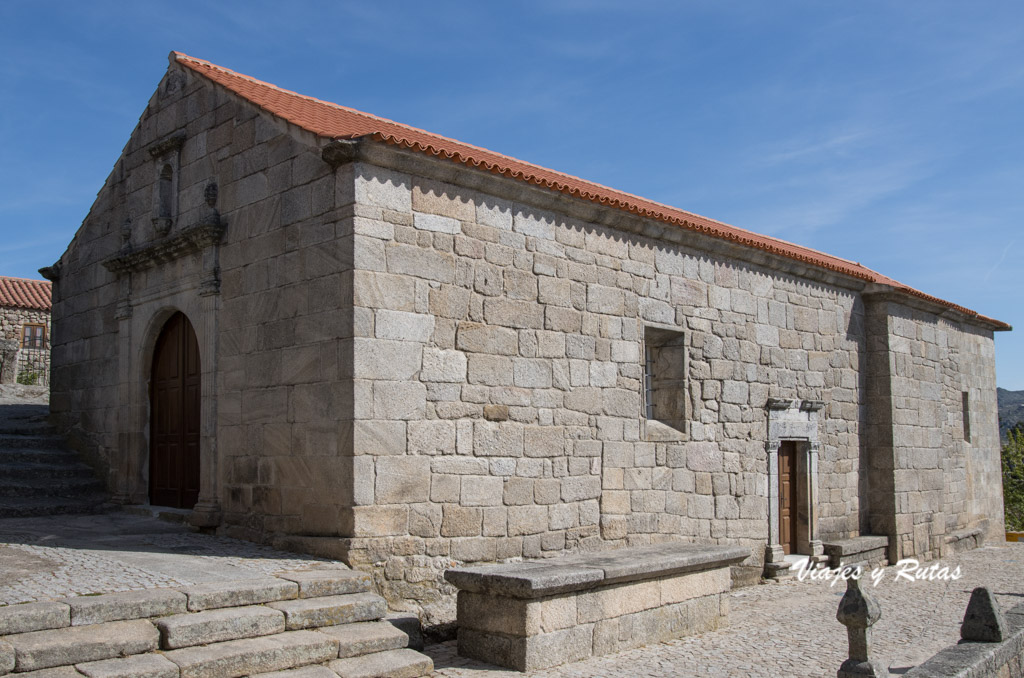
(962, 391, 971, 443)
(643, 326, 687, 438)
(21, 324, 46, 350)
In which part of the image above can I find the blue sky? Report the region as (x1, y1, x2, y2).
(1, 1, 1022, 388)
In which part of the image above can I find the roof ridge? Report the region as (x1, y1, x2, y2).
(169, 52, 1008, 330)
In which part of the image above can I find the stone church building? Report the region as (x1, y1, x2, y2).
(46, 53, 1009, 623)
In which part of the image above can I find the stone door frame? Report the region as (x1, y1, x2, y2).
(765, 398, 825, 566)
(109, 288, 222, 528)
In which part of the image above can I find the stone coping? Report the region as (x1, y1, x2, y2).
(944, 526, 984, 545)
(822, 535, 889, 556)
(444, 543, 750, 599)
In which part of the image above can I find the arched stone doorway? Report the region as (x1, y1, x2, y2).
(149, 311, 201, 508)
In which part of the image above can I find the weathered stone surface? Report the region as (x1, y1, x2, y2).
(384, 612, 424, 652)
(13, 668, 84, 678)
(8, 619, 159, 672)
(960, 586, 1006, 642)
(180, 578, 299, 611)
(164, 630, 338, 678)
(75, 653, 178, 678)
(250, 666, 338, 678)
(63, 589, 187, 626)
(0, 601, 69, 636)
(326, 648, 433, 678)
(317, 620, 409, 658)
(0, 639, 14, 675)
(446, 543, 748, 598)
(267, 593, 386, 630)
(277, 569, 372, 599)
(156, 605, 285, 649)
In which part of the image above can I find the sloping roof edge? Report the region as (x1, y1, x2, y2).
(171, 52, 1010, 332)
(0, 276, 52, 312)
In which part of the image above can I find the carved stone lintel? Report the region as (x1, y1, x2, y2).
(768, 398, 795, 410)
(103, 219, 226, 275)
(801, 399, 826, 412)
(322, 138, 361, 168)
(148, 132, 186, 159)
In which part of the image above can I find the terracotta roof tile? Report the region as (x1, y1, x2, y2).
(0, 276, 51, 312)
(171, 52, 1009, 331)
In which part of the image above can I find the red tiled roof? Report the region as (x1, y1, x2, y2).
(172, 52, 1009, 331)
(0, 276, 51, 312)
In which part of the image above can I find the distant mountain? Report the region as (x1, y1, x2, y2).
(998, 388, 1024, 442)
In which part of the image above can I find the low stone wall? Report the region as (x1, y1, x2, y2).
(445, 542, 749, 671)
(944, 527, 986, 557)
(823, 535, 889, 570)
(905, 602, 1024, 677)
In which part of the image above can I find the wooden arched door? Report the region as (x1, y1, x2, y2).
(150, 312, 201, 508)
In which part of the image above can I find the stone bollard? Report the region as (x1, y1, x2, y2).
(0, 339, 18, 384)
(836, 568, 889, 677)
(960, 586, 1006, 642)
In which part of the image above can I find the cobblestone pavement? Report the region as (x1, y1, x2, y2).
(426, 543, 1024, 677)
(0, 511, 336, 605)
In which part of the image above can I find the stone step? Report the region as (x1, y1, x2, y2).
(0, 493, 110, 518)
(267, 593, 387, 631)
(4, 619, 159, 672)
(0, 475, 104, 498)
(156, 605, 286, 649)
(0, 433, 67, 449)
(180, 578, 299, 612)
(317, 620, 409, 658)
(250, 666, 339, 678)
(277, 569, 371, 598)
(327, 648, 434, 678)
(0, 447, 79, 463)
(162, 629, 338, 678)
(75, 653, 179, 678)
(0, 459, 97, 480)
(64, 589, 187, 626)
(0, 601, 70, 636)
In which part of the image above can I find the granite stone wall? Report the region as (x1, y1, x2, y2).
(46, 61, 1005, 626)
(0, 306, 50, 384)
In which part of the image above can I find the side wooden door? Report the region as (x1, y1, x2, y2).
(150, 312, 201, 508)
(779, 441, 798, 555)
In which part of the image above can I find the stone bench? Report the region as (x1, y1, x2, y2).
(822, 535, 889, 570)
(444, 542, 750, 671)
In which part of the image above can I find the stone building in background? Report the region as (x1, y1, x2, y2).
(44, 53, 1011, 624)
(0, 275, 52, 386)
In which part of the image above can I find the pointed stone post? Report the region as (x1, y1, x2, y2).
(960, 586, 1006, 642)
(836, 568, 889, 677)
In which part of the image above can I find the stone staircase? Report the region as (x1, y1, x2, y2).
(0, 403, 108, 518)
(0, 567, 433, 677)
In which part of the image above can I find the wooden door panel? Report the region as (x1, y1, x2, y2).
(150, 312, 201, 509)
(779, 442, 798, 555)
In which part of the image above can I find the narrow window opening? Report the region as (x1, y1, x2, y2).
(643, 326, 687, 437)
(962, 391, 971, 443)
(158, 164, 173, 219)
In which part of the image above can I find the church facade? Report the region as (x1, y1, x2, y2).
(45, 53, 1009, 623)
